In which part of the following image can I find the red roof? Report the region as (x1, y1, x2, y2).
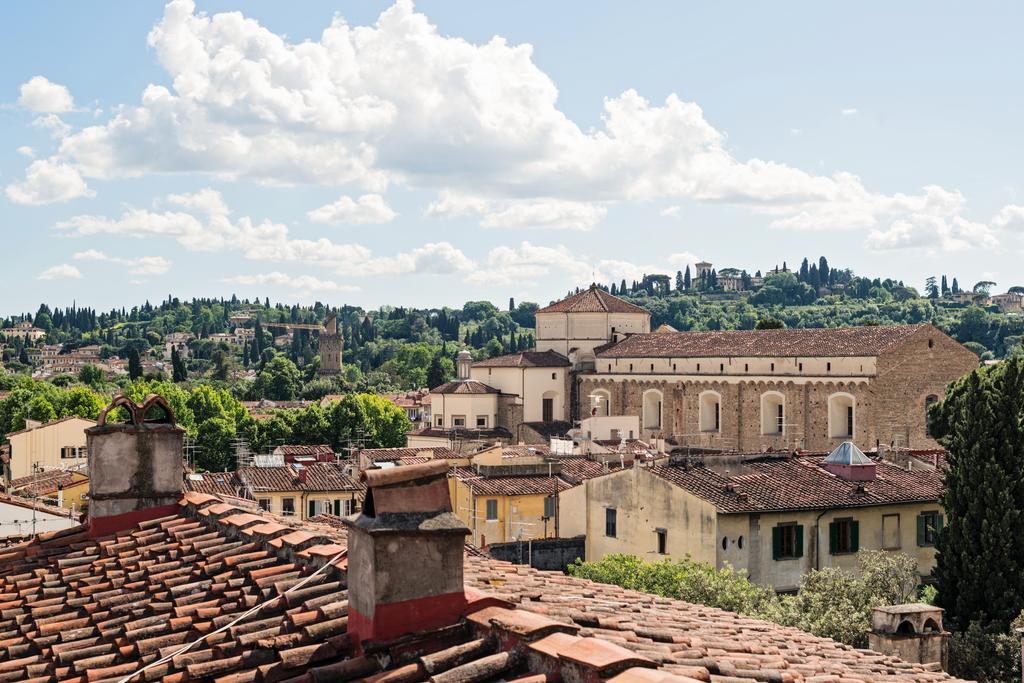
(649, 453, 943, 513)
(271, 444, 334, 457)
(431, 379, 500, 394)
(473, 350, 570, 368)
(8, 469, 87, 496)
(452, 467, 573, 496)
(239, 462, 364, 493)
(537, 286, 650, 315)
(0, 492, 966, 683)
(597, 323, 936, 358)
(360, 447, 460, 462)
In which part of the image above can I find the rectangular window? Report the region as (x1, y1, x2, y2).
(846, 406, 854, 437)
(343, 498, 356, 516)
(882, 513, 901, 549)
(61, 446, 83, 459)
(776, 404, 784, 433)
(435, 416, 443, 427)
(656, 529, 667, 554)
(542, 398, 554, 422)
(485, 499, 498, 521)
(452, 415, 466, 428)
(772, 523, 804, 560)
(827, 362, 832, 372)
(551, 372, 556, 380)
(308, 499, 318, 519)
(476, 415, 488, 428)
(605, 508, 617, 537)
(282, 497, 295, 516)
(543, 496, 556, 519)
(829, 518, 859, 554)
(715, 402, 720, 431)
(257, 498, 271, 512)
(333, 499, 342, 516)
(917, 511, 944, 547)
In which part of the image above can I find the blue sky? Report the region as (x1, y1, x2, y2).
(2, 1, 1022, 314)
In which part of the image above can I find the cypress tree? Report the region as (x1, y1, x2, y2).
(932, 358, 1024, 631)
(128, 348, 143, 380)
(683, 266, 691, 291)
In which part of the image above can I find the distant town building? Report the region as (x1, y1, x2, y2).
(0, 320, 46, 342)
(991, 292, 1023, 314)
(318, 313, 343, 375)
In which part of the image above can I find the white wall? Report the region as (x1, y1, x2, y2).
(578, 415, 640, 441)
(430, 393, 499, 429)
(471, 366, 567, 422)
(8, 417, 95, 480)
(0, 500, 77, 539)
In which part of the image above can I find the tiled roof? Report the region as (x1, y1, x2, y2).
(557, 458, 612, 484)
(8, 469, 87, 497)
(0, 492, 966, 683)
(473, 350, 571, 368)
(431, 379, 500, 394)
(239, 462, 365, 493)
(596, 323, 935, 358)
(538, 286, 650, 315)
(272, 444, 334, 457)
(360, 447, 460, 462)
(184, 470, 244, 497)
(648, 454, 943, 513)
(520, 420, 573, 438)
(453, 467, 573, 496)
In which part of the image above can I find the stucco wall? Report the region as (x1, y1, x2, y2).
(8, 418, 94, 480)
(470, 366, 568, 423)
(430, 393, 499, 430)
(0, 501, 77, 538)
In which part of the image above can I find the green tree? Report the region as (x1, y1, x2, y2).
(61, 387, 105, 421)
(426, 354, 449, 389)
(195, 416, 236, 472)
(932, 358, 1024, 632)
(77, 364, 105, 387)
(255, 355, 301, 400)
(755, 317, 785, 330)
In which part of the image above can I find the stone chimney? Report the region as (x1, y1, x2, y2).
(85, 394, 184, 537)
(868, 604, 948, 670)
(343, 460, 471, 648)
(456, 350, 473, 380)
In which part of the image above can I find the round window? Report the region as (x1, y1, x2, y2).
(721, 537, 728, 550)
(737, 535, 744, 549)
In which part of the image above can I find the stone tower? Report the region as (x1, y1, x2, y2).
(318, 313, 343, 375)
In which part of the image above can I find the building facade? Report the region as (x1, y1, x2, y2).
(6, 416, 96, 481)
(583, 323, 977, 452)
(318, 313, 343, 375)
(560, 445, 946, 591)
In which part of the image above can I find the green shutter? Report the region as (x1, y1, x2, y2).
(308, 500, 316, 519)
(772, 526, 782, 560)
(795, 525, 804, 558)
(850, 520, 859, 552)
(333, 499, 341, 516)
(917, 515, 927, 546)
(828, 521, 838, 555)
(937, 514, 944, 535)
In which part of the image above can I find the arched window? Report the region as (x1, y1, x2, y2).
(643, 389, 663, 430)
(760, 392, 785, 435)
(590, 389, 611, 417)
(924, 394, 939, 437)
(699, 391, 721, 433)
(828, 393, 856, 438)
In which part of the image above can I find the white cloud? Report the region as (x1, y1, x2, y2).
(841, 108, 859, 116)
(469, 241, 589, 286)
(666, 252, 702, 270)
(16, 146, 35, 158)
(5, 159, 94, 205)
(59, 188, 473, 279)
(222, 272, 358, 292)
(992, 204, 1024, 230)
(866, 214, 997, 252)
(72, 249, 172, 275)
(37, 264, 82, 280)
(307, 194, 396, 225)
(31, 114, 71, 139)
(18, 76, 74, 113)
(13, 1, 995, 248)
(660, 205, 681, 218)
(427, 192, 607, 230)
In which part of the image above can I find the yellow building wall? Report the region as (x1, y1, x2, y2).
(8, 418, 95, 480)
(250, 490, 360, 519)
(451, 477, 559, 546)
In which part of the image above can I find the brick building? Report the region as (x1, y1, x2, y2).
(584, 322, 977, 452)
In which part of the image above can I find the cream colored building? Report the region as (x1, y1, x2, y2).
(471, 350, 570, 424)
(6, 416, 96, 481)
(0, 321, 46, 342)
(561, 443, 945, 591)
(535, 286, 650, 370)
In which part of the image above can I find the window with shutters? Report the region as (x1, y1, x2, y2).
(772, 523, 803, 560)
(485, 499, 498, 521)
(282, 497, 295, 516)
(829, 518, 859, 554)
(257, 498, 271, 512)
(543, 496, 556, 519)
(917, 511, 943, 547)
(605, 508, 617, 537)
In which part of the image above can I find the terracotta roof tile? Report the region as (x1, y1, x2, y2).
(473, 350, 571, 368)
(538, 287, 650, 315)
(452, 467, 573, 496)
(431, 379, 501, 395)
(648, 453, 942, 513)
(238, 462, 364, 494)
(597, 323, 935, 358)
